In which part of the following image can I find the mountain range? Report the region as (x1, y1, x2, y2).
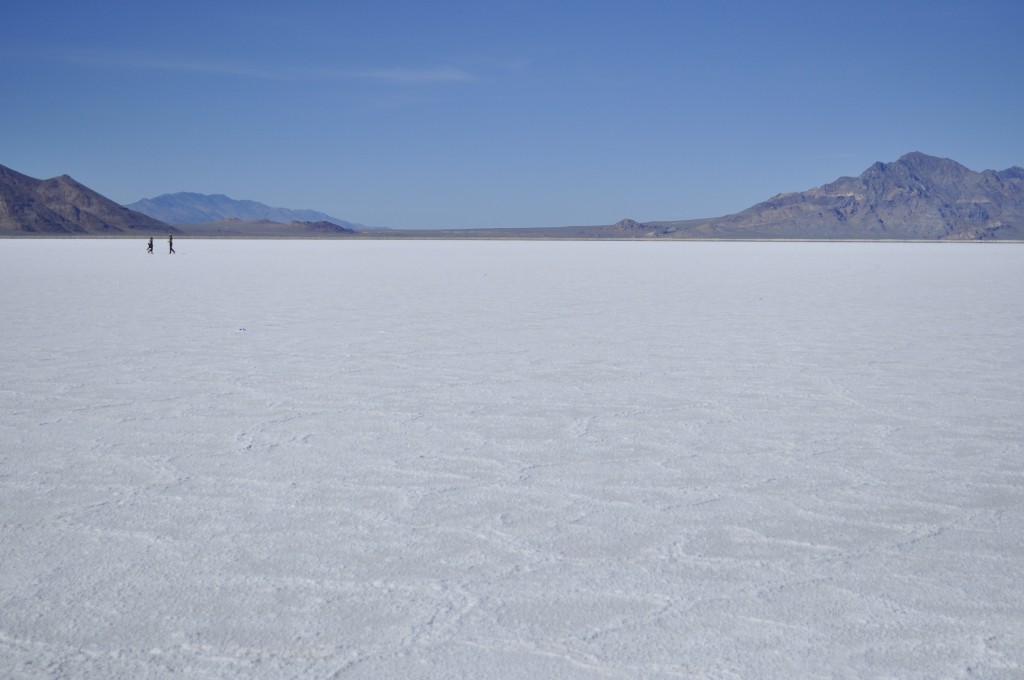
(2, 153, 1022, 239)
(126, 193, 362, 231)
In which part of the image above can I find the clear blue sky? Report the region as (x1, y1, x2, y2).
(2, 0, 1021, 229)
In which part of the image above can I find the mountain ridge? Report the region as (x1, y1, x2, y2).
(0, 165, 170, 235)
(3, 153, 1022, 239)
(127, 192, 363, 231)
(645, 152, 1024, 240)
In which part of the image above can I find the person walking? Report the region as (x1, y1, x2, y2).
(168, 233, 175, 254)
(147, 237, 154, 254)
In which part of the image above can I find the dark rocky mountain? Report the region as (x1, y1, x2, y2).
(127, 192, 362, 231)
(648, 152, 1024, 240)
(0, 164, 170, 235)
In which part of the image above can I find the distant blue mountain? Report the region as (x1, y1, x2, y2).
(126, 192, 363, 230)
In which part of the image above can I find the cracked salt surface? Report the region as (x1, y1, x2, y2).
(1, 239, 1022, 678)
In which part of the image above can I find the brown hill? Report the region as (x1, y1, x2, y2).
(0, 164, 170, 235)
(650, 152, 1024, 240)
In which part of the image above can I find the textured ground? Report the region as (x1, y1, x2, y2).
(1, 239, 1022, 678)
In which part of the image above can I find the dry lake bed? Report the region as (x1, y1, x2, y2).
(1, 239, 1022, 678)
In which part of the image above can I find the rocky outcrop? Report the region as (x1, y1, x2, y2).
(687, 152, 1024, 240)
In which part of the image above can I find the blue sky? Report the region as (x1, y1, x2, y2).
(2, 0, 1021, 229)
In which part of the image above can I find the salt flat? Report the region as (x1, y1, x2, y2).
(1, 239, 1022, 679)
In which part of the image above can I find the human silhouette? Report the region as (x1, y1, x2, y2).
(146, 237, 153, 254)
(168, 234, 175, 254)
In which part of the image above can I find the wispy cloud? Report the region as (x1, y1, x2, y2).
(796, 153, 861, 161)
(353, 67, 476, 84)
(61, 49, 476, 84)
